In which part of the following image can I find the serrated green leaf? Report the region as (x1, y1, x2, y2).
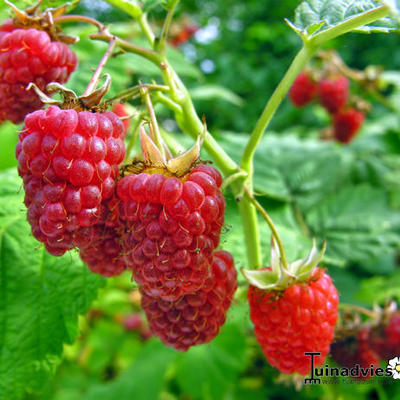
(0, 169, 105, 400)
(306, 184, 400, 266)
(294, 0, 395, 36)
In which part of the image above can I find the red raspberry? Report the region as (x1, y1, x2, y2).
(317, 75, 349, 114)
(112, 103, 130, 136)
(0, 20, 78, 124)
(330, 329, 379, 379)
(369, 312, 400, 359)
(248, 268, 339, 375)
(333, 108, 365, 143)
(289, 72, 317, 107)
(141, 250, 237, 351)
(78, 224, 126, 277)
(116, 164, 225, 301)
(17, 106, 126, 256)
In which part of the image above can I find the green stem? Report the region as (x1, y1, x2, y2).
(221, 171, 248, 192)
(90, 33, 161, 65)
(158, 0, 180, 54)
(236, 196, 263, 269)
(138, 13, 155, 46)
(109, 84, 170, 103)
(241, 45, 316, 175)
(245, 187, 288, 269)
(154, 92, 183, 114)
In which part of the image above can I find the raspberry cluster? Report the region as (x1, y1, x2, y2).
(289, 70, 364, 143)
(114, 164, 237, 350)
(116, 164, 225, 301)
(0, 20, 77, 124)
(248, 268, 339, 375)
(141, 251, 237, 351)
(16, 106, 126, 257)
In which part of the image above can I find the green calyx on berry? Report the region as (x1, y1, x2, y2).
(242, 237, 326, 291)
(27, 74, 112, 111)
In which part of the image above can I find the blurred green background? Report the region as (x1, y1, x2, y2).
(1, 0, 400, 399)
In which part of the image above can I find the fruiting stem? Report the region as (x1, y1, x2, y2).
(141, 87, 166, 159)
(53, 15, 105, 31)
(109, 84, 170, 103)
(83, 37, 116, 96)
(244, 186, 289, 270)
(90, 33, 161, 65)
(236, 195, 263, 269)
(153, 92, 183, 114)
(138, 13, 155, 46)
(339, 303, 379, 320)
(221, 171, 248, 192)
(241, 45, 316, 176)
(158, 0, 180, 55)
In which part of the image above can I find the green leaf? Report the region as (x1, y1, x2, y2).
(306, 184, 400, 266)
(103, 0, 142, 19)
(0, 169, 105, 400)
(0, 123, 18, 171)
(356, 270, 400, 304)
(83, 340, 177, 400)
(293, 0, 395, 35)
(190, 85, 244, 107)
(175, 322, 247, 400)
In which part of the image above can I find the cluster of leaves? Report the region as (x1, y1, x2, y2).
(0, 0, 399, 399)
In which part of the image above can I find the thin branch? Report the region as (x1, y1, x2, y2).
(244, 186, 289, 269)
(83, 37, 116, 96)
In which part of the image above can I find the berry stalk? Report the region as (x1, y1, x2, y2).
(83, 37, 116, 96)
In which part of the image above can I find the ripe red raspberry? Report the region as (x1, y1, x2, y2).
(0, 20, 78, 124)
(248, 268, 338, 375)
(78, 224, 126, 277)
(330, 329, 379, 379)
(116, 163, 225, 301)
(16, 106, 126, 256)
(369, 312, 400, 359)
(333, 108, 365, 143)
(289, 72, 317, 107)
(317, 75, 349, 114)
(141, 250, 237, 351)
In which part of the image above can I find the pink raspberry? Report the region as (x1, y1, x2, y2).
(0, 20, 78, 124)
(141, 250, 237, 351)
(116, 164, 225, 301)
(17, 106, 126, 256)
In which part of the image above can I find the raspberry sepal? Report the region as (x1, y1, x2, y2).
(242, 238, 326, 290)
